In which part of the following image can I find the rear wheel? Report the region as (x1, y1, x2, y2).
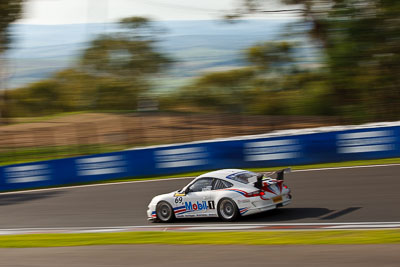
(217, 198, 239, 222)
(156, 201, 175, 222)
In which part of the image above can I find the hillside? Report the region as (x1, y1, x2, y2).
(5, 19, 310, 90)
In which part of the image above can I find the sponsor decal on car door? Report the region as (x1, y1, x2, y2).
(173, 190, 215, 217)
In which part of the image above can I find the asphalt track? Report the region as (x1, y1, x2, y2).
(1, 245, 400, 267)
(0, 165, 400, 228)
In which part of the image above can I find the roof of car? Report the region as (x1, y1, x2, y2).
(198, 169, 250, 179)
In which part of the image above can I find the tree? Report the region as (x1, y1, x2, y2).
(246, 41, 293, 71)
(174, 40, 302, 114)
(7, 17, 169, 117)
(230, 0, 400, 122)
(0, 0, 25, 120)
(179, 68, 255, 113)
(80, 16, 173, 103)
(7, 67, 146, 116)
(0, 0, 24, 52)
(8, 79, 66, 116)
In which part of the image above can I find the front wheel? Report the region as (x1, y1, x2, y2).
(156, 201, 175, 222)
(217, 198, 239, 222)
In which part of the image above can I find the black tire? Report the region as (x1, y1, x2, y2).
(156, 201, 175, 222)
(217, 198, 239, 222)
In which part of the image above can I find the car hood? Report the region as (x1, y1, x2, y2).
(149, 191, 177, 204)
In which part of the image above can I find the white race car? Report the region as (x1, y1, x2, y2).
(147, 168, 292, 222)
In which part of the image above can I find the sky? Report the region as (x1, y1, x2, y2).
(19, 0, 298, 24)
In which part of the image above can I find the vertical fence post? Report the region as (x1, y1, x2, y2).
(47, 127, 58, 160)
(74, 123, 83, 156)
(90, 121, 99, 154)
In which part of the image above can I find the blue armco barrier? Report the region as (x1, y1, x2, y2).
(1, 124, 399, 191)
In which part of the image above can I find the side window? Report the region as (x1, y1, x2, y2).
(222, 180, 233, 188)
(213, 179, 233, 190)
(188, 178, 214, 193)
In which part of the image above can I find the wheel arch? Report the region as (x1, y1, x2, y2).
(214, 191, 242, 207)
(155, 200, 175, 222)
(216, 196, 240, 221)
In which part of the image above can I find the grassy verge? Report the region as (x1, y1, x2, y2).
(1, 230, 400, 248)
(0, 144, 129, 166)
(11, 111, 88, 124)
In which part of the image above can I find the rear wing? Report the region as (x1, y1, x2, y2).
(254, 167, 291, 189)
(275, 167, 292, 181)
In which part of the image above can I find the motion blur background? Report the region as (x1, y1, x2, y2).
(0, 0, 399, 166)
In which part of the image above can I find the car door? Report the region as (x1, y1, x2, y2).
(206, 178, 233, 216)
(182, 177, 214, 217)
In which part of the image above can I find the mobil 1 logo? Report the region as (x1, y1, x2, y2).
(184, 200, 215, 211)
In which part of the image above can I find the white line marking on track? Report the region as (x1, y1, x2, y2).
(130, 222, 400, 227)
(1, 222, 400, 235)
(293, 163, 400, 173)
(1, 222, 400, 231)
(326, 224, 400, 229)
(1, 163, 399, 195)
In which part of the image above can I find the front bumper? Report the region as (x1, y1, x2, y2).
(147, 204, 157, 220)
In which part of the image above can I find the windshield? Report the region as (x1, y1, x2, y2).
(226, 171, 257, 184)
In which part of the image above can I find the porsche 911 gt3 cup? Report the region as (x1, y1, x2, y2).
(147, 168, 292, 222)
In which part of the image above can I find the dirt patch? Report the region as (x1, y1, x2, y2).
(0, 112, 337, 160)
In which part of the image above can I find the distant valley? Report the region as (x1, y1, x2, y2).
(5, 19, 312, 91)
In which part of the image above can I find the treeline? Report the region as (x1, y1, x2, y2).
(162, 42, 334, 117)
(4, 17, 171, 117)
(4, 0, 400, 123)
(7, 69, 143, 116)
(167, 0, 400, 122)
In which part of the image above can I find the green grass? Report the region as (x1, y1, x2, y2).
(11, 111, 88, 124)
(0, 144, 129, 166)
(1, 230, 400, 248)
